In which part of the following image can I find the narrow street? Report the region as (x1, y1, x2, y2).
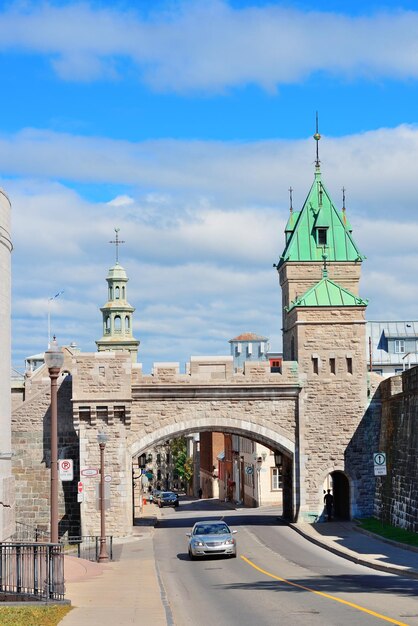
(154, 498, 418, 626)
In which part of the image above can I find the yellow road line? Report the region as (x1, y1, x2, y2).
(241, 555, 410, 626)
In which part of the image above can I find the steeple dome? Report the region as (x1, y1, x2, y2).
(96, 229, 139, 362)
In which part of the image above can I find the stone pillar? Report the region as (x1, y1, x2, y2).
(0, 189, 15, 539)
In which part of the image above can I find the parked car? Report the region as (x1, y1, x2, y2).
(157, 491, 179, 508)
(186, 520, 237, 559)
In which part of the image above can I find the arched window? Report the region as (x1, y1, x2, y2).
(115, 286, 120, 300)
(122, 286, 125, 300)
(105, 316, 110, 334)
(125, 316, 130, 332)
(114, 316, 121, 332)
(109, 286, 113, 300)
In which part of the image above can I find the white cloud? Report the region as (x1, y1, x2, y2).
(1, 2, 418, 90)
(6, 124, 418, 372)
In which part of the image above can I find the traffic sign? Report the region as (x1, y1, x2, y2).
(373, 452, 386, 466)
(245, 466, 254, 475)
(59, 459, 73, 481)
(373, 452, 387, 476)
(77, 481, 83, 494)
(81, 468, 99, 477)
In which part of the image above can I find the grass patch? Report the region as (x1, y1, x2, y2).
(358, 517, 418, 547)
(0, 604, 72, 626)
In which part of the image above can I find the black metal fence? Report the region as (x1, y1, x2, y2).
(63, 536, 113, 562)
(0, 542, 64, 601)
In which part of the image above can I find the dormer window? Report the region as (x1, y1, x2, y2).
(317, 228, 328, 246)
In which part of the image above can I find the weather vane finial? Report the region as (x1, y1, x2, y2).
(313, 111, 321, 171)
(289, 186, 293, 213)
(109, 227, 125, 264)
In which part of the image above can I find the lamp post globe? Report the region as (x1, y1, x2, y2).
(44, 336, 64, 544)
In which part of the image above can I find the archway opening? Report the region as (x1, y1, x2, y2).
(131, 425, 294, 524)
(330, 471, 350, 520)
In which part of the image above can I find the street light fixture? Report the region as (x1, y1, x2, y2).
(44, 337, 64, 543)
(97, 431, 109, 562)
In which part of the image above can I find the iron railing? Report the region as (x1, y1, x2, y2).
(63, 536, 113, 562)
(0, 542, 64, 601)
(12, 521, 50, 543)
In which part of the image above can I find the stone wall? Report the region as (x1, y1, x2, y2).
(12, 373, 80, 537)
(375, 367, 418, 532)
(290, 306, 369, 519)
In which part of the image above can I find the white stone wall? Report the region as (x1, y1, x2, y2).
(0, 190, 14, 539)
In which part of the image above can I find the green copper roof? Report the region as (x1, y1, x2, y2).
(287, 273, 368, 311)
(278, 170, 365, 267)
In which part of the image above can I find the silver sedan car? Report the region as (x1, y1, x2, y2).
(186, 520, 237, 559)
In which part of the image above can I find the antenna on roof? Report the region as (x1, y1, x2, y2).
(289, 186, 293, 213)
(313, 111, 321, 171)
(109, 227, 125, 264)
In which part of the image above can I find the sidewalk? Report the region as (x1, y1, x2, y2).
(60, 504, 167, 626)
(290, 520, 418, 579)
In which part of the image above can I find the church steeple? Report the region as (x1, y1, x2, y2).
(96, 228, 139, 362)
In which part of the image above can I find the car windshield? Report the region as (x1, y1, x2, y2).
(193, 524, 230, 535)
(162, 492, 174, 497)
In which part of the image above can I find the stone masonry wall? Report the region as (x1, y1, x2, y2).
(12, 372, 80, 537)
(293, 307, 369, 519)
(375, 367, 418, 532)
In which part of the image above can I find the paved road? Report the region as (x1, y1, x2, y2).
(154, 498, 418, 626)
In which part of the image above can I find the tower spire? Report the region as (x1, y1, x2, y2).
(313, 111, 321, 172)
(109, 227, 125, 264)
(289, 186, 293, 213)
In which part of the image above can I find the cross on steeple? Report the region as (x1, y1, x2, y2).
(109, 227, 125, 264)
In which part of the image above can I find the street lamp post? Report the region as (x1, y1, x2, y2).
(97, 431, 109, 562)
(44, 337, 64, 543)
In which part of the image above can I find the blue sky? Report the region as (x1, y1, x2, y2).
(2, 0, 418, 372)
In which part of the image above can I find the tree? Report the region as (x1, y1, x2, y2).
(170, 437, 193, 484)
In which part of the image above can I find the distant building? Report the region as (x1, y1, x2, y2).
(367, 321, 418, 377)
(229, 333, 268, 371)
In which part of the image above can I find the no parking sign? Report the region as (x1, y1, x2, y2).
(58, 459, 74, 481)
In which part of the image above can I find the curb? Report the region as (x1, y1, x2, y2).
(289, 523, 418, 580)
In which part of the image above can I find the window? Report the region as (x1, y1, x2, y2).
(122, 286, 125, 299)
(330, 358, 336, 375)
(346, 357, 353, 374)
(260, 342, 265, 354)
(312, 356, 319, 375)
(96, 406, 108, 420)
(125, 316, 130, 332)
(114, 406, 126, 420)
(317, 228, 327, 245)
(247, 343, 252, 355)
(236, 343, 241, 355)
(99, 366, 105, 377)
(114, 316, 121, 332)
(79, 406, 91, 421)
(394, 339, 405, 354)
(115, 286, 120, 299)
(271, 467, 283, 491)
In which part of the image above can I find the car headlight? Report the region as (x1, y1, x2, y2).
(193, 540, 204, 546)
(224, 539, 235, 545)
